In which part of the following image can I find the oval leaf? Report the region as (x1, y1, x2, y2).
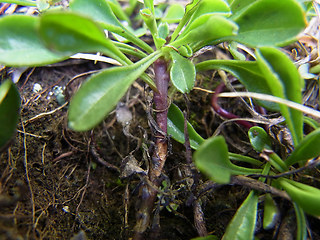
(0, 15, 68, 67)
(68, 52, 161, 131)
(248, 126, 272, 152)
(167, 103, 204, 150)
(170, 50, 195, 93)
(194, 136, 261, 184)
(0, 80, 20, 150)
(222, 191, 259, 240)
(229, 0, 306, 47)
(39, 11, 130, 65)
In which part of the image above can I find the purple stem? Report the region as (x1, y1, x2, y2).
(211, 82, 254, 129)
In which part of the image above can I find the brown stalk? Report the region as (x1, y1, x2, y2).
(133, 58, 170, 239)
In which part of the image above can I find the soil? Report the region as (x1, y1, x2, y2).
(1, 3, 320, 240)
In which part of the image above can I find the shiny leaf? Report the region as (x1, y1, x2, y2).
(171, 15, 238, 48)
(248, 126, 272, 152)
(167, 104, 204, 150)
(228, 0, 306, 47)
(170, 50, 195, 93)
(194, 136, 261, 184)
(222, 191, 259, 240)
(263, 193, 279, 230)
(68, 52, 161, 131)
(69, 0, 153, 53)
(0, 15, 68, 67)
(39, 12, 130, 65)
(0, 80, 20, 150)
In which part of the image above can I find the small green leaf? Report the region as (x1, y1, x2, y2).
(248, 126, 272, 152)
(228, 0, 306, 47)
(170, 50, 195, 93)
(0, 80, 20, 150)
(158, 22, 170, 40)
(263, 193, 279, 230)
(187, 0, 231, 24)
(222, 191, 259, 240)
(39, 12, 130, 65)
(68, 51, 161, 131)
(170, 0, 201, 42)
(178, 45, 193, 58)
(256, 47, 303, 146)
(171, 15, 238, 48)
(286, 128, 320, 166)
(162, 4, 185, 23)
(0, 15, 69, 67)
(167, 104, 204, 150)
(194, 136, 261, 184)
(143, 0, 154, 15)
(278, 178, 320, 217)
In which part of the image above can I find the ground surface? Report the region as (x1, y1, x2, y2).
(1, 2, 320, 240)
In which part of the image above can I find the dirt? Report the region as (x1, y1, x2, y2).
(1, 3, 320, 239)
(1, 50, 320, 240)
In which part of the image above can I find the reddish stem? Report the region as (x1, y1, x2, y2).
(211, 82, 254, 129)
(133, 58, 170, 239)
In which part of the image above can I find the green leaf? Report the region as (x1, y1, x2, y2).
(194, 136, 261, 184)
(162, 4, 185, 23)
(263, 193, 279, 230)
(229, 0, 259, 19)
(187, 0, 231, 24)
(256, 47, 303, 146)
(171, 15, 238, 48)
(278, 178, 320, 217)
(68, 51, 161, 131)
(170, 0, 201, 42)
(228, 0, 306, 47)
(107, 0, 130, 23)
(293, 203, 308, 240)
(167, 104, 204, 150)
(286, 128, 320, 166)
(169, 50, 195, 93)
(0, 15, 69, 67)
(195, 59, 278, 110)
(249, 127, 288, 172)
(39, 12, 131, 65)
(143, 0, 154, 15)
(222, 191, 259, 240)
(248, 126, 272, 152)
(70, 0, 123, 29)
(69, 0, 153, 53)
(1, 0, 37, 6)
(0, 80, 20, 150)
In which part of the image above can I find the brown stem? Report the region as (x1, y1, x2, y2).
(133, 58, 169, 239)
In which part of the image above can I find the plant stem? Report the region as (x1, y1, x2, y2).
(133, 58, 169, 239)
(211, 82, 254, 129)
